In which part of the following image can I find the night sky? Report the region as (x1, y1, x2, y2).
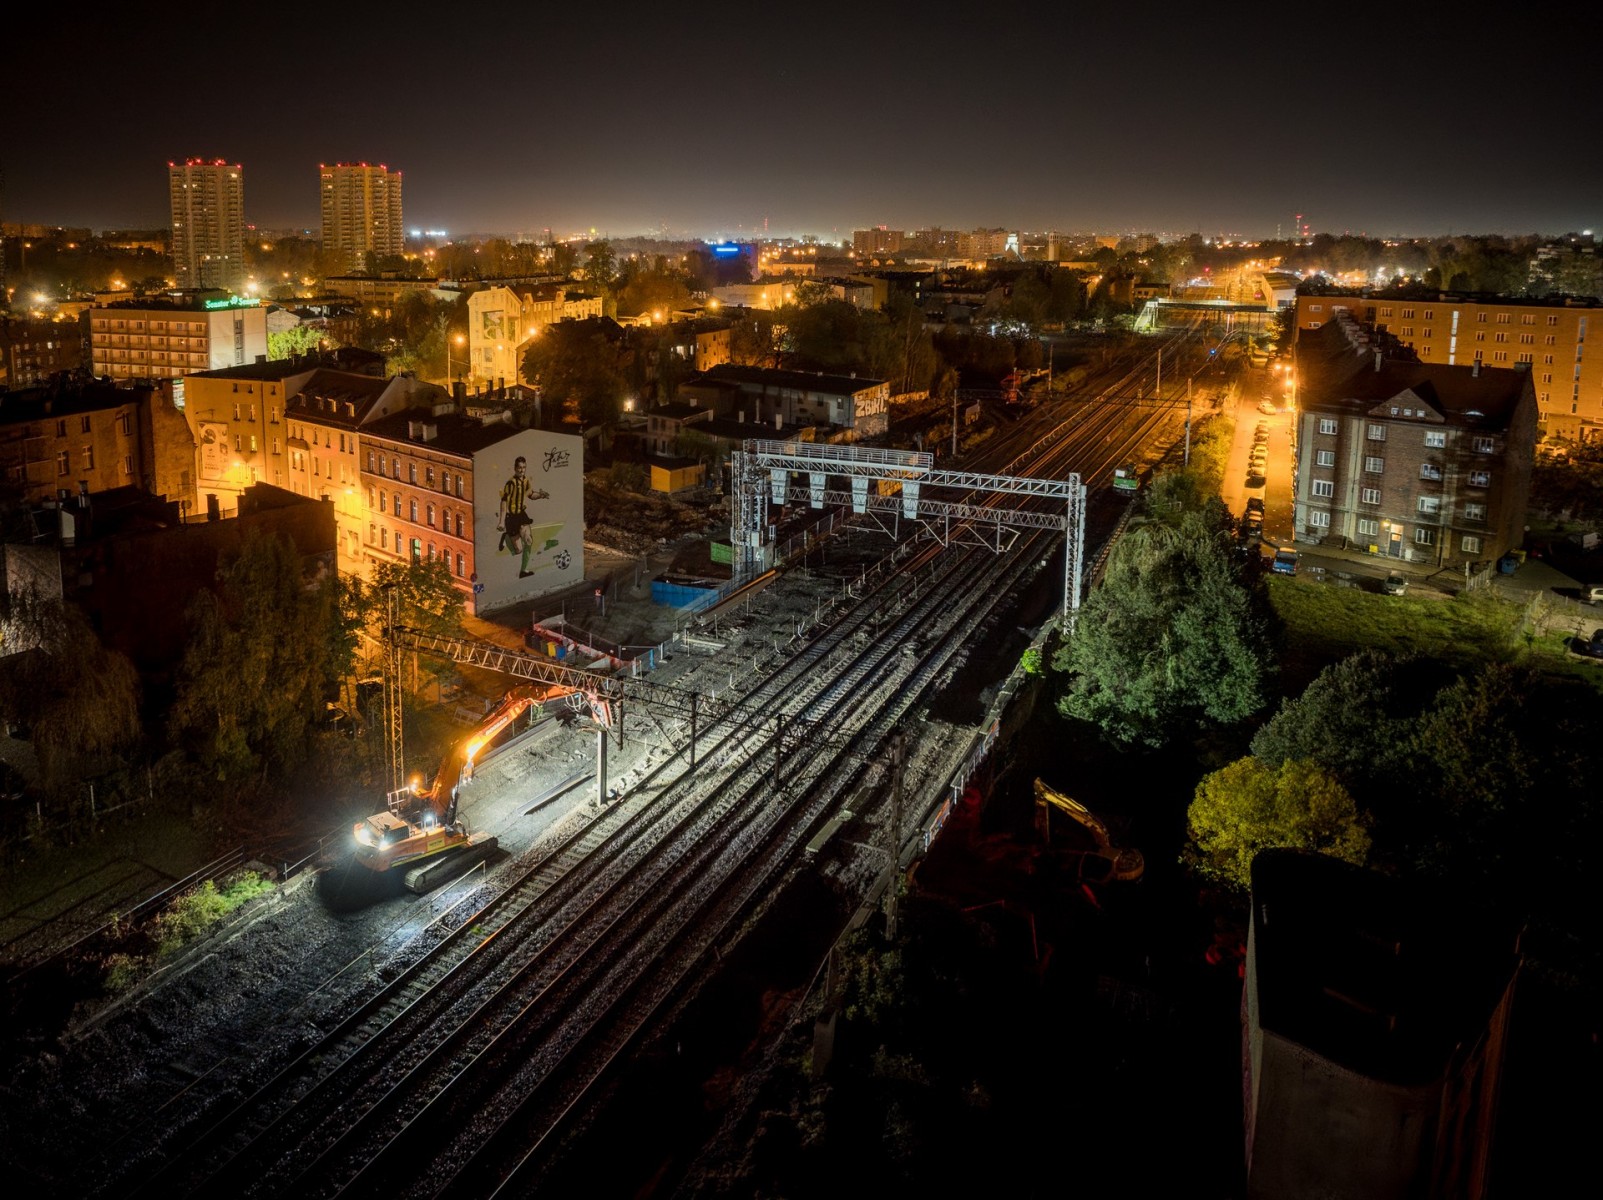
(8, 2, 1601, 240)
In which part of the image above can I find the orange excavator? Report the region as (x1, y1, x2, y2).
(353, 684, 568, 880)
(1032, 778, 1144, 884)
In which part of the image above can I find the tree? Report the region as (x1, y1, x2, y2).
(1249, 650, 1434, 813)
(1186, 757, 1372, 891)
(584, 240, 617, 292)
(0, 585, 142, 793)
(267, 324, 335, 361)
(167, 531, 349, 783)
(1051, 515, 1276, 745)
(522, 326, 626, 428)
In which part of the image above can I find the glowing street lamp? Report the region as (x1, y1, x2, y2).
(447, 333, 466, 384)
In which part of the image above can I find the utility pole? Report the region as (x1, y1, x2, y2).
(1184, 378, 1192, 467)
(383, 586, 405, 797)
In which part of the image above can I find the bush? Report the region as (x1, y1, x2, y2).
(150, 870, 273, 958)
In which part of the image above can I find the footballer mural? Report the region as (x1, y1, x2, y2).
(472, 428, 584, 612)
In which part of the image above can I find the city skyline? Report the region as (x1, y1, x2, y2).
(6, 3, 1601, 241)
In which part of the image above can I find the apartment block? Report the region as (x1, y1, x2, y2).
(319, 163, 404, 273)
(168, 159, 245, 292)
(90, 293, 267, 386)
(1297, 292, 1603, 441)
(0, 316, 83, 389)
(1293, 309, 1536, 567)
(466, 283, 604, 388)
(851, 228, 904, 257)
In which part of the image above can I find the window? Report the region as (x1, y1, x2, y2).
(1494, 332, 1507, 343)
(1468, 470, 1491, 488)
(118, 412, 131, 436)
(1420, 464, 1442, 481)
(456, 553, 465, 577)
(1367, 424, 1386, 441)
(1315, 450, 1335, 466)
(408, 463, 417, 483)
(1464, 502, 1486, 522)
(55, 418, 66, 437)
(426, 466, 435, 486)
(1312, 480, 1334, 498)
(1415, 527, 1434, 546)
(1424, 431, 1446, 448)
(1417, 496, 1441, 515)
(1364, 455, 1384, 473)
(122, 455, 132, 476)
(368, 523, 376, 544)
(1472, 435, 1494, 453)
(409, 499, 418, 523)
(455, 514, 463, 537)
(1310, 304, 1323, 312)
(1402, 308, 1415, 319)
(410, 538, 421, 564)
(57, 451, 70, 475)
(1547, 314, 1559, 326)
(1461, 535, 1482, 554)
(1361, 487, 1381, 504)
(428, 544, 436, 562)
(1357, 518, 1379, 536)
(249, 435, 258, 453)
(367, 450, 376, 473)
(1476, 313, 1487, 323)
(393, 494, 402, 517)
(1309, 510, 1330, 529)
(426, 503, 436, 527)
(1318, 418, 1338, 435)
(1495, 312, 1509, 324)
(455, 475, 463, 498)
(81, 446, 95, 469)
(442, 507, 450, 533)
(381, 528, 388, 549)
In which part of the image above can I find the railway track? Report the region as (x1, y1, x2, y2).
(99, 332, 1202, 1199)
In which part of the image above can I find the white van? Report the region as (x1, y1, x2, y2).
(1584, 584, 1603, 605)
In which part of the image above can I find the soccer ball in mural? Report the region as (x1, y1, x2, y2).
(555, 549, 571, 570)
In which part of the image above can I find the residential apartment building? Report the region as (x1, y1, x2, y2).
(0, 376, 195, 507)
(359, 410, 584, 613)
(168, 159, 246, 292)
(319, 163, 404, 272)
(1296, 292, 1603, 441)
(0, 317, 83, 389)
(852, 228, 905, 256)
(465, 283, 604, 388)
(89, 293, 268, 388)
(1292, 309, 1536, 567)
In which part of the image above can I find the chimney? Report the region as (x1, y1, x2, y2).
(453, 380, 466, 403)
(206, 493, 220, 522)
(1374, 350, 1381, 372)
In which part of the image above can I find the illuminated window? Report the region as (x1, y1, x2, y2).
(1417, 495, 1441, 515)
(1468, 470, 1491, 488)
(1424, 431, 1446, 449)
(1464, 503, 1486, 522)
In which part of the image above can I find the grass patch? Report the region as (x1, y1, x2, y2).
(150, 870, 274, 959)
(1267, 577, 1601, 692)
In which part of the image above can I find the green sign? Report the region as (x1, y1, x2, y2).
(203, 295, 257, 310)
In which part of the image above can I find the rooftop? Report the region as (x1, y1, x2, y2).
(360, 407, 524, 458)
(701, 364, 887, 394)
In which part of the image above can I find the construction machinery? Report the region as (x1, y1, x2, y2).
(353, 684, 569, 888)
(1032, 778, 1144, 883)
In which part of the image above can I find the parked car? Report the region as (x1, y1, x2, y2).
(1258, 400, 1277, 415)
(1271, 549, 1299, 575)
(1382, 572, 1408, 595)
(1575, 629, 1603, 659)
(1246, 497, 1265, 516)
(1583, 584, 1603, 605)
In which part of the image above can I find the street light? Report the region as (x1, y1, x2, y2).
(447, 333, 465, 385)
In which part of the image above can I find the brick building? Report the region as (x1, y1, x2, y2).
(1292, 309, 1536, 567)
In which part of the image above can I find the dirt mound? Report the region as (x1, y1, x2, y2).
(584, 479, 726, 555)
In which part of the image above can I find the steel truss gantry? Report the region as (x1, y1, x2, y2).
(731, 439, 1087, 619)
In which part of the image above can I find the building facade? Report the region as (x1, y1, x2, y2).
(358, 412, 584, 613)
(1293, 310, 1536, 567)
(0, 316, 83, 389)
(681, 365, 890, 440)
(168, 159, 245, 292)
(90, 294, 268, 386)
(319, 163, 404, 273)
(0, 377, 195, 507)
(1296, 292, 1603, 441)
(465, 284, 605, 389)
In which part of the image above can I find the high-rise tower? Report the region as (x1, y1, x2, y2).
(319, 163, 404, 273)
(168, 158, 245, 292)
